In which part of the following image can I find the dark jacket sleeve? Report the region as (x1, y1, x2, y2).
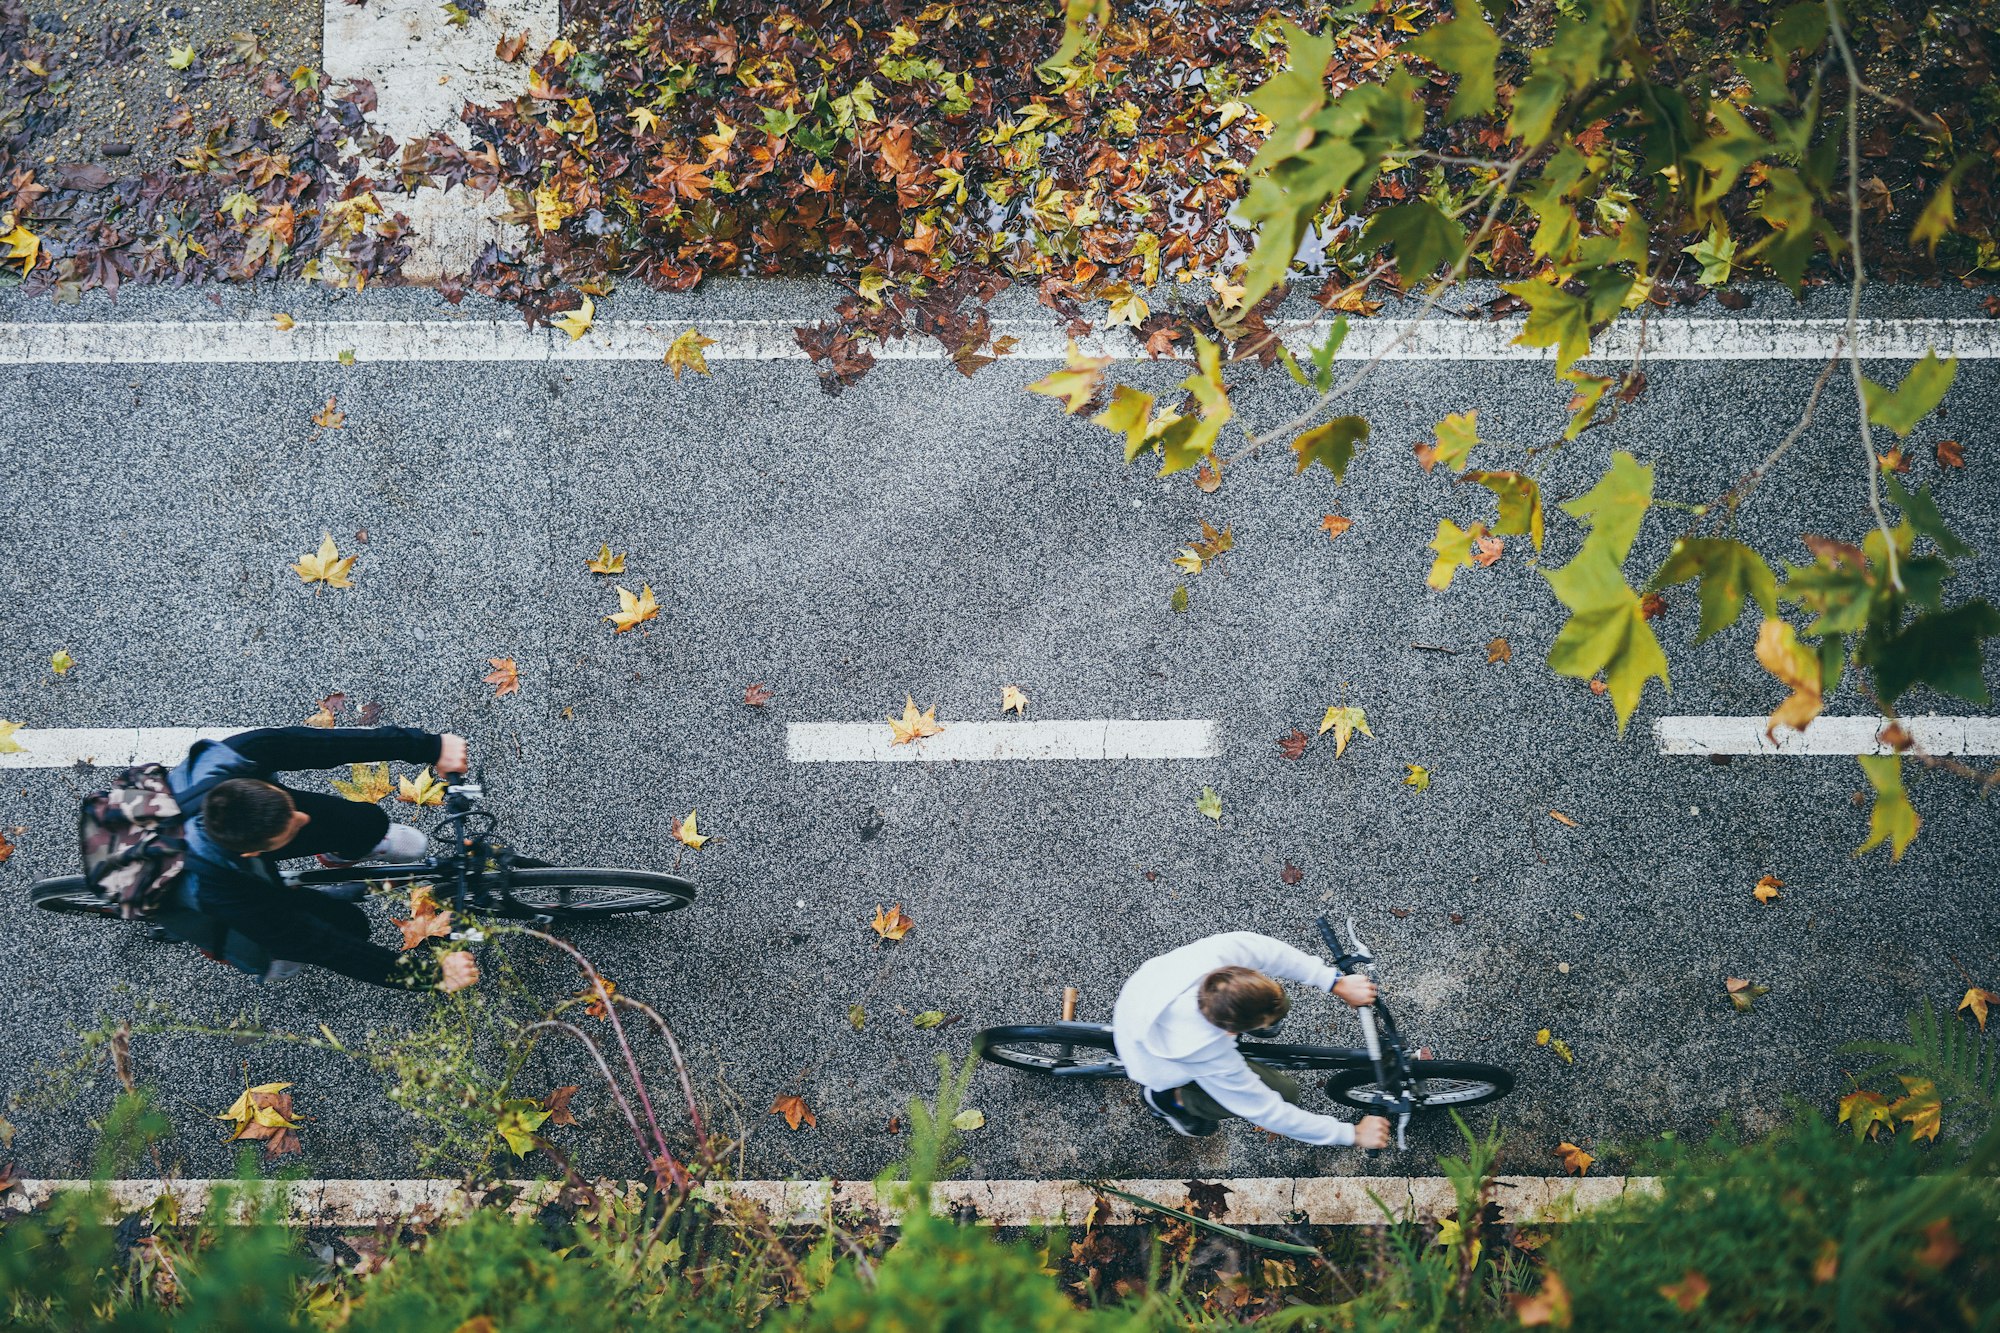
(212, 882, 442, 990)
(221, 726, 444, 775)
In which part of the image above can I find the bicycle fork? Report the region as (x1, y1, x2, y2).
(1347, 916, 1411, 1152)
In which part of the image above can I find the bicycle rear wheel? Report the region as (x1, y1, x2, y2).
(1324, 1059, 1514, 1112)
(974, 1024, 1124, 1077)
(501, 868, 695, 918)
(29, 876, 116, 917)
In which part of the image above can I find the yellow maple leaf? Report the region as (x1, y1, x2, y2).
(331, 762, 393, 803)
(871, 903, 914, 940)
(1754, 874, 1784, 903)
(631, 106, 661, 134)
(770, 1092, 816, 1130)
(50, 650, 74, 676)
(665, 328, 717, 380)
(605, 583, 659, 632)
(1754, 619, 1823, 737)
(1002, 685, 1029, 714)
(0, 212, 39, 276)
(587, 543, 627, 574)
(551, 295, 595, 342)
(216, 1081, 301, 1155)
(484, 657, 520, 697)
(398, 766, 446, 806)
(1960, 987, 1998, 1030)
(672, 809, 709, 849)
(311, 396, 346, 429)
(0, 721, 21, 755)
(1025, 340, 1113, 414)
(292, 532, 357, 587)
(273, 312, 296, 331)
(1838, 1088, 1895, 1139)
(1317, 704, 1371, 757)
(1891, 1075, 1941, 1142)
(1556, 1141, 1594, 1175)
(888, 695, 945, 745)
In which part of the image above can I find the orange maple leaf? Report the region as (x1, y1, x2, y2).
(1320, 514, 1352, 540)
(1509, 1270, 1572, 1327)
(1473, 535, 1505, 567)
(770, 1092, 816, 1130)
(1753, 874, 1784, 903)
(483, 658, 520, 697)
(394, 907, 453, 950)
(1556, 1141, 1594, 1175)
(871, 903, 914, 941)
(1658, 1271, 1709, 1313)
(1959, 987, 1997, 1030)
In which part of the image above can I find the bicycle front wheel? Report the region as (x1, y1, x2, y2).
(501, 868, 696, 919)
(29, 876, 116, 918)
(974, 1024, 1124, 1077)
(1324, 1060, 1514, 1112)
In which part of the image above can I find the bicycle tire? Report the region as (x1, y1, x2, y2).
(974, 1024, 1124, 1077)
(29, 876, 116, 917)
(500, 868, 696, 918)
(1323, 1059, 1515, 1112)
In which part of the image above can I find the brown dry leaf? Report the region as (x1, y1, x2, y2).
(495, 31, 527, 62)
(743, 682, 773, 707)
(1638, 591, 1667, 619)
(578, 977, 619, 1019)
(1556, 1141, 1594, 1175)
(542, 1085, 581, 1127)
(587, 544, 627, 574)
(1473, 535, 1505, 567)
(605, 584, 658, 633)
(1915, 1217, 1959, 1268)
(0, 828, 14, 865)
(484, 658, 520, 697)
(1959, 987, 1998, 1030)
(1002, 685, 1030, 714)
(1878, 448, 1910, 474)
(1280, 862, 1304, 885)
(215, 1081, 302, 1157)
(770, 1092, 816, 1130)
(1321, 282, 1384, 317)
(1813, 1240, 1839, 1283)
(437, 950, 480, 993)
(1486, 637, 1513, 664)
(1725, 976, 1770, 1011)
(1277, 728, 1309, 760)
(1588, 678, 1609, 695)
(1936, 439, 1964, 468)
(312, 396, 346, 429)
(1754, 874, 1784, 903)
(1658, 1271, 1710, 1313)
(887, 695, 945, 745)
(1193, 458, 1222, 493)
(672, 809, 709, 849)
(871, 903, 914, 941)
(394, 906, 453, 950)
(1549, 810, 1579, 828)
(1509, 1270, 1572, 1327)
(1320, 514, 1352, 540)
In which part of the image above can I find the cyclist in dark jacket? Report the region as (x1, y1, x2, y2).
(161, 725, 468, 988)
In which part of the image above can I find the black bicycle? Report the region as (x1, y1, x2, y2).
(975, 916, 1513, 1149)
(31, 772, 696, 925)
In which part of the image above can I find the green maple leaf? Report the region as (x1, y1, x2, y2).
(1426, 411, 1478, 473)
(1092, 385, 1157, 462)
(1197, 786, 1223, 820)
(1291, 416, 1368, 480)
(848, 1004, 866, 1031)
(1911, 160, 1972, 255)
(1652, 538, 1777, 641)
(1402, 763, 1431, 791)
(1361, 200, 1465, 284)
(496, 1099, 552, 1156)
(1544, 549, 1671, 732)
(1682, 228, 1738, 286)
(1503, 280, 1592, 373)
(1751, 167, 1818, 294)
(1856, 755, 1920, 860)
(1156, 335, 1233, 476)
(167, 43, 196, 70)
(1861, 351, 1957, 439)
(913, 1011, 947, 1029)
(1508, 72, 1567, 147)
(1406, 0, 1501, 121)
(1426, 518, 1484, 591)
(1560, 451, 1653, 563)
(1867, 601, 2000, 706)
(1464, 471, 1545, 550)
(1886, 478, 1972, 560)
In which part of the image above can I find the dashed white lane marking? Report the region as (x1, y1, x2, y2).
(786, 719, 1217, 764)
(1, 316, 1995, 366)
(6, 1174, 1653, 1226)
(0, 727, 238, 769)
(1655, 714, 2000, 756)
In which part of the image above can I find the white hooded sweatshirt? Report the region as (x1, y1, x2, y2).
(1111, 931, 1357, 1146)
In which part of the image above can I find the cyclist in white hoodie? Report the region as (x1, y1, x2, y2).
(1112, 931, 1391, 1146)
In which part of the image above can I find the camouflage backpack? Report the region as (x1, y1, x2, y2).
(78, 764, 190, 919)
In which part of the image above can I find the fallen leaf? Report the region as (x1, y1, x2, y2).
(495, 1098, 550, 1155)
(1197, 786, 1223, 820)
(292, 532, 358, 587)
(495, 30, 527, 61)
(744, 682, 773, 707)
(1171, 585, 1190, 614)
(398, 767, 446, 806)
(871, 903, 914, 941)
(1959, 987, 1997, 1030)
(394, 906, 453, 950)
(551, 295, 595, 341)
(1320, 514, 1352, 540)
(1510, 1270, 1572, 1327)
(312, 396, 346, 429)
(437, 950, 479, 993)
(848, 1004, 866, 1031)
(1915, 1217, 1959, 1268)
(672, 809, 709, 849)
(1556, 1141, 1594, 1175)
(578, 976, 619, 1019)
(1025, 340, 1113, 414)
(50, 650, 75, 676)
(1190, 518, 1233, 561)
(913, 1011, 947, 1029)
(1724, 976, 1770, 1012)
(1486, 637, 1512, 663)
(1892, 1075, 1942, 1142)
(1403, 763, 1431, 791)
(1936, 439, 1964, 468)
(665, 328, 717, 380)
(272, 313, 295, 331)
(1193, 458, 1222, 492)
(1473, 535, 1505, 567)
(1002, 685, 1030, 714)
(888, 695, 945, 745)
(770, 1092, 816, 1130)
(1839, 1089, 1895, 1139)
(1318, 705, 1372, 757)
(541, 1085, 581, 1127)
(1536, 1029, 1575, 1064)
(1277, 728, 1309, 760)
(0, 829, 14, 864)
(1549, 810, 1579, 828)
(1280, 862, 1304, 885)
(337, 348, 356, 366)
(587, 544, 627, 574)
(215, 1081, 301, 1157)
(332, 762, 393, 803)
(950, 1108, 986, 1131)
(167, 43, 196, 69)
(605, 584, 659, 632)
(1814, 1240, 1840, 1282)
(1588, 678, 1609, 696)
(1753, 874, 1783, 903)
(1658, 1271, 1710, 1313)
(483, 658, 520, 697)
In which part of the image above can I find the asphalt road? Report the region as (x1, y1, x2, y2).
(2, 280, 1997, 1187)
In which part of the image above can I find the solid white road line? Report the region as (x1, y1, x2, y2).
(1655, 714, 2000, 756)
(2, 316, 1996, 366)
(786, 719, 1217, 764)
(0, 727, 239, 770)
(6, 1174, 1654, 1226)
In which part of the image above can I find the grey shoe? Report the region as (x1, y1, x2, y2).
(1143, 1086, 1220, 1138)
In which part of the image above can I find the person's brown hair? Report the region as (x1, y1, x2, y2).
(1198, 966, 1289, 1032)
(202, 779, 296, 852)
